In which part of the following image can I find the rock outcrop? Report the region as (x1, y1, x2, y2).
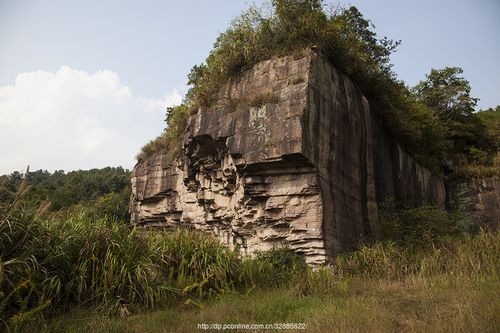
(130, 49, 496, 264)
(447, 177, 499, 230)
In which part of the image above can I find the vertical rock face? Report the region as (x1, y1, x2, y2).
(130, 49, 494, 263)
(303, 53, 446, 256)
(447, 178, 500, 230)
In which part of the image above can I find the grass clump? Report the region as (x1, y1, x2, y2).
(334, 231, 499, 280)
(232, 92, 280, 109)
(454, 152, 500, 178)
(136, 104, 190, 163)
(239, 247, 308, 289)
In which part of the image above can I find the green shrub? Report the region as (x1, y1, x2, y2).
(377, 204, 471, 249)
(239, 247, 308, 289)
(291, 266, 338, 297)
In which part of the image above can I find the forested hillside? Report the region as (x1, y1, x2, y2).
(0, 167, 130, 220)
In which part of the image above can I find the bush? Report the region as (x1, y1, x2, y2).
(239, 247, 308, 289)
(377, 204, 471, 249)
(93, 190, 131, 221)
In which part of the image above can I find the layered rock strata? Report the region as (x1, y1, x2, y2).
(130, 50, 492, 264)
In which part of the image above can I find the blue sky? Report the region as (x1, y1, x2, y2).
(0, 0, 499, 173)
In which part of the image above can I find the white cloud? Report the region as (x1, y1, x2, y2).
(0, 66, 183, 174)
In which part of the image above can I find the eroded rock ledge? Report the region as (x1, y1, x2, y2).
(130, 50, 498, 264)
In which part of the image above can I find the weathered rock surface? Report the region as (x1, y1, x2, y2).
(130, 49, 497, 263)
(447, 177, 499, 230)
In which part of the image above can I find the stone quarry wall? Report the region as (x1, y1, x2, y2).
(132, 52, 326, 264)
(302, 53, 446, 256)
(447, 177, 499, 230)
(130, 49, 497, 263)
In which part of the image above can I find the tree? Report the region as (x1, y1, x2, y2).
(413, 67, 493, 165)
(1, 167, 131, 220)
(476, 106, 500, 153)
(413, 67, 478, 123)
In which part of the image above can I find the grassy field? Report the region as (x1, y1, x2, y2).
(30, 271, 499, 332)
(10, 231, 499, 333)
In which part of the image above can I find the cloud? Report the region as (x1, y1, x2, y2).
(0, 66, 183, 174)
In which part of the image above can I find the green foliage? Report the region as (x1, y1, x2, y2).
(239, 247, 308, 289)
(1, 167, 131, 221)
(377, 203, 471, 249)
(333, 204, 488, 280)
(1, 183, 170, 322)
(412, 68, 495, 166)
(477, 105, 500, 152)
(413, 67, 478, 121)
(137, 104, 190, 162)
(455, 162, 500, 178)
(93, 190, 131, 221)
(17, 230, 500, 332)
(187, 1, 400, 109)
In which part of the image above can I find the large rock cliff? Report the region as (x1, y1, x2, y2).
(130, 49, 495, 264)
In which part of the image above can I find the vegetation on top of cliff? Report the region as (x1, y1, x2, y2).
(477, 105, 500, 151)
(138, 0, 497, 174)
(136, 104, 190, 162)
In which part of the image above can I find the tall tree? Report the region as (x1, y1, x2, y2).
(413, 67, 492, 165)
(413, 67, 478, 123)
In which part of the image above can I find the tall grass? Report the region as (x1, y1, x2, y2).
(24, 231, 500, 333)
(0, 177, 307, 330)
(334, 232, 499, 280)
(2, 177, 499, 332)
